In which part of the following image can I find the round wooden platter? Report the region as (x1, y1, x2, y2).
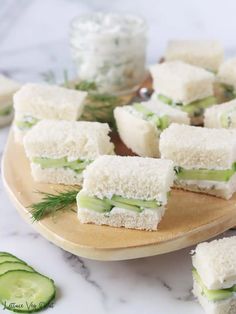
(2, 130, 236, 261)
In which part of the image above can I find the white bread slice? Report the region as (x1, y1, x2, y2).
(114, 106, 160, 157)
(192, 236, 236, 290)
(193, 279, 236, 314)
(14, 83, 87, 121)
(77, 206, 165, 231)
(159, 123, 236, 169)
(205, 99, 236, 128)
(114, 101, 190, 157)
(165, 40, 223, 72)
(31, 164, 83, 185)
(150, 61, 215, 105)
(175, 172, 236, 200)
(24, 120, 114, 161)
(217, 58, 236, 89)
(82, 155, 175, 204)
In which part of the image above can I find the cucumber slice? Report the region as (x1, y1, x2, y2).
(0, 252, 16, 257)
(0, 270, 56, 313)
(107, 200, 142, 213)
(111, 196, 160, 209)
(0, 262, 34, 276)
(176, 167, 235, 182)
(77, 193, 112, 213)
(158, 94, 173, 105)
(0, 255, 26, 265)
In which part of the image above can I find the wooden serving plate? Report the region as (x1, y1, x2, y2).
(2, 130, 236, 261)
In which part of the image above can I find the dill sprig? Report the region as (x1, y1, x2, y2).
(30, 189, 80, 221)
(74, 80, 97, 92)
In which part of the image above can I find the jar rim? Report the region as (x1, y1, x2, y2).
(70, 12, 147, 37)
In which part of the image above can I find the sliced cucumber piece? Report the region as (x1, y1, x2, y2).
(0, 255, 26, 265)
(182, 96, 216, 115)
(111, 195, 160, 209)
(33, 157, 91, 173)
(0, 252, 16, 257)
(192, 269, 233, 301)
(16, 116, 39, 130)
(107, 200, 142, 213)
(0, 270, 56, 313)
(176, 167, 235, 182)
(0, 262, 34, 276)
(77, 193, 112, 213)
(220, 113, 232, 128)
(133, 103, 153, 117)
(158, 94, 173, 105)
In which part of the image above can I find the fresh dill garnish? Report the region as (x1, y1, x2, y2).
(30, 189, 80, 221)
(74, 81, 97, 92)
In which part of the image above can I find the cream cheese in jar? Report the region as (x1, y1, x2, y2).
(70, 13, 147, 95)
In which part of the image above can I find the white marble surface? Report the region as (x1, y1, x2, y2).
(1, 1, 236, 313)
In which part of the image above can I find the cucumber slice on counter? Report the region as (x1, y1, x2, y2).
(0, 255, 26, 265)
(0, 270, 56, 313)
(0, 262, 34, 276)
(0, 252, 16, 257)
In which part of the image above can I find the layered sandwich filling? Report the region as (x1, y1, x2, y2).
(16, 115, 39, 130)
(193, 269, 236, 302)
(128, 103, 169, 131)
(32, 157, 92, 174)
(77, 192, 163, 213)
(156, 94, 216, 117)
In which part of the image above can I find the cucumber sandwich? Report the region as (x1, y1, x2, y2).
(114, 99, 190, 157)
(13, 83, 87, 143)
(192, 236, 236, 314)
(77, 155, 175, 231)
(160, 123, 236, 199)
(165, 40, 223, 72)
(217, 58, 236, 101)
(150, 61, 216, 125)
(23, 120, 114, 185)
(205, 99, 236, 129)
(0, 74, 20, 128)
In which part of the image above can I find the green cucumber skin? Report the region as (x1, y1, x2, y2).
(33, 157, 91, 173)
(0, 262, 34, 276)
(177, 168, 235, 182)
(0, 255, 26, 265)
(0, 270, 56, 313)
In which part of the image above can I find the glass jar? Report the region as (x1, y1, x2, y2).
(70, 13, 147, 95)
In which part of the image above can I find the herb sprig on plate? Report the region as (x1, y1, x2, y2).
(30, 189, 80, 221)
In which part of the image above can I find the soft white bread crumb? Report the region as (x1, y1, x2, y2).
(193, 279, 236, 314)
(149, 61, 215, 104)
(30, 163, 83, 185)
(14, 83, 87, 120)
(114, 106, 159, 157)
(23, 120, 114, 160)
(82, 155, 175, 204)
(159, 123, 236, 169)
(174, 172, 236, 199)
(0, 74, 20, 100)
(192, 236, 236, 289)
(205, 99, 236, 128)
(77, 206, 165, 231)
(114, 101, 189, 157)
(165, 40, 223, 72)
(217, 58, 236, 89)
